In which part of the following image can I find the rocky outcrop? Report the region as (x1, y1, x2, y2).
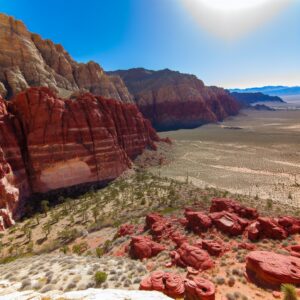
(185, 209, 212, 233)
(246, 251, 300, 288)
(247, 217, 288, 241)
(0, 14, 132, 102)
(129, 236, 165, 259)
(140, 271, 185, 299)
(0, 87, 160, 228)
(0, 96, 30, 229)
(210, 198, 258, 219)
(170, 243, 214, 270)
(209, 211, 249, 236)
(110, 68, 240, 131)
(185, 277, 216, 300)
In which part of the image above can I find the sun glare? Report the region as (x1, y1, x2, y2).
(197, 0, 272, 12)
(181, 0, 293, 40)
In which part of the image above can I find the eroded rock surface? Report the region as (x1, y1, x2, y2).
(0, 87, 160, 227)
(110, 68, 240, 131)
(0, 13, 132, 101)
(246, 251, 300, 288)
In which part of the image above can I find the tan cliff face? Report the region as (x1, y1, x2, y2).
(0, 13, 133, 102)
(110, 68, 240, 131)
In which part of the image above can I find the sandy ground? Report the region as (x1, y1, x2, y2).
(155, 108, 300, 205)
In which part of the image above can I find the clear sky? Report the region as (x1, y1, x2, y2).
(0, 0, 299, 88)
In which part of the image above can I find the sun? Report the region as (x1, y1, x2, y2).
(181, 0, 292, 41)
(197, 0, 272, 12)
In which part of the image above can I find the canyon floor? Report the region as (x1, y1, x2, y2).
(157, 107, 300, 205)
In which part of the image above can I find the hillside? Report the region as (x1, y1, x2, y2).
(110, 68, 240, 131)
(230, 92, 284, 106)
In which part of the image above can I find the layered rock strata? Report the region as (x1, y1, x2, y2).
(0, 13, 132, 102)
(110, 68, 240, 131)
(0, 87, 160, 229)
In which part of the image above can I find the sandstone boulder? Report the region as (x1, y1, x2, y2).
(140, 271, 185, 299)
(247, 217, 288, 241)
(185, 209, 212, 233)
(170, 243, 213, 270)
(210, 198, 258, 219)
(118, 224, 136, 237)
(209, 211, 249, 236)
(278, 216, 300, 235)
(246, 251, 300, 288)
(184, 277, 216, 300)
(201, 240, 227, 257)
(129, 236, 165, 259)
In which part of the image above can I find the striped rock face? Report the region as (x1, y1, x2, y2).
(0, 87, 160, 229)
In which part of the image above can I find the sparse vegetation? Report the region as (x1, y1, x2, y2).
(94, 271, 108, 286)
(281, 284, 298, 300)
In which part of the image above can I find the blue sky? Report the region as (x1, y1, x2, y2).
(1, 0, 299, 88)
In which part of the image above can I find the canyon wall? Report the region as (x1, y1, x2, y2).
(0, 13, 132, 102)
(110, 68, 240, 131)
(0, 87, 160, 229)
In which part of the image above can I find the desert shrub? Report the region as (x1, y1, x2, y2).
(72, 242, 88, 255)
(94, 271, 107, 286)
(95, 247, 104, 258)
(281, 284, 298, 300)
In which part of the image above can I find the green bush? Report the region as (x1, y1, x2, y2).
(94, 271, 107, 286)
(281, 284, 298, 300)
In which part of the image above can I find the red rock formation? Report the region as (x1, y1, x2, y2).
(247, 217, 288, 241)
(246, 251, 300, 288)
(129, 236, 165, 259)
(278, 216, 300, 234)
(286, 245, 300, 258)
(209, 211, 249, 236)
(201, 240, 227, 257)
(110, 68, 240, 131)
(0, 96, 30, 229)
(145, 213, 164, 230)
(210, 198, 258, 219)
(0, 87, 161, 228)
(170, 243, 214, 271)
(0, 13, 132, 101)
(185, 277, 216, 300)
(118, 224, 136, 237)
(185, 209, 212, 233)
(140, 271, 185, 299)
(9, 87, 159, 194)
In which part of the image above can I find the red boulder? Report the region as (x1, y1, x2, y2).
(278, 216, 300, 235)
(247, 217, 288, 241)
(140, 271, 185, 299)
(210, 198, 258, 219)
(185, 277, 216, 300)
(145, 213, 164, 230)
(286, 245, 300, 258)
(118, 224, 135, 237)
(185, 209, 212, 233)
(129, 236, 165, 259)
(201, 239, 227, 256)
(246, 251, 300, 288)
(209, 211, 249, 236)
(170, 242, 214, 271)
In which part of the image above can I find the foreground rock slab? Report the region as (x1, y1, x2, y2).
(0, 288, 172, 300)
(246, 251, 300, 288)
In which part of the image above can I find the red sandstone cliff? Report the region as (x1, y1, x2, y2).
(0, 13, 132, 102)
(110, 68, 240, 131)
(0, 87, 160, 229)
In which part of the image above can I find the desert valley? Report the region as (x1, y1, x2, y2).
(0, 2, 300, 300)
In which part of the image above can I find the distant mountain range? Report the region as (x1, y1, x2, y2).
(229, 86, 300, 96)
(230, 92, 284, 107)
